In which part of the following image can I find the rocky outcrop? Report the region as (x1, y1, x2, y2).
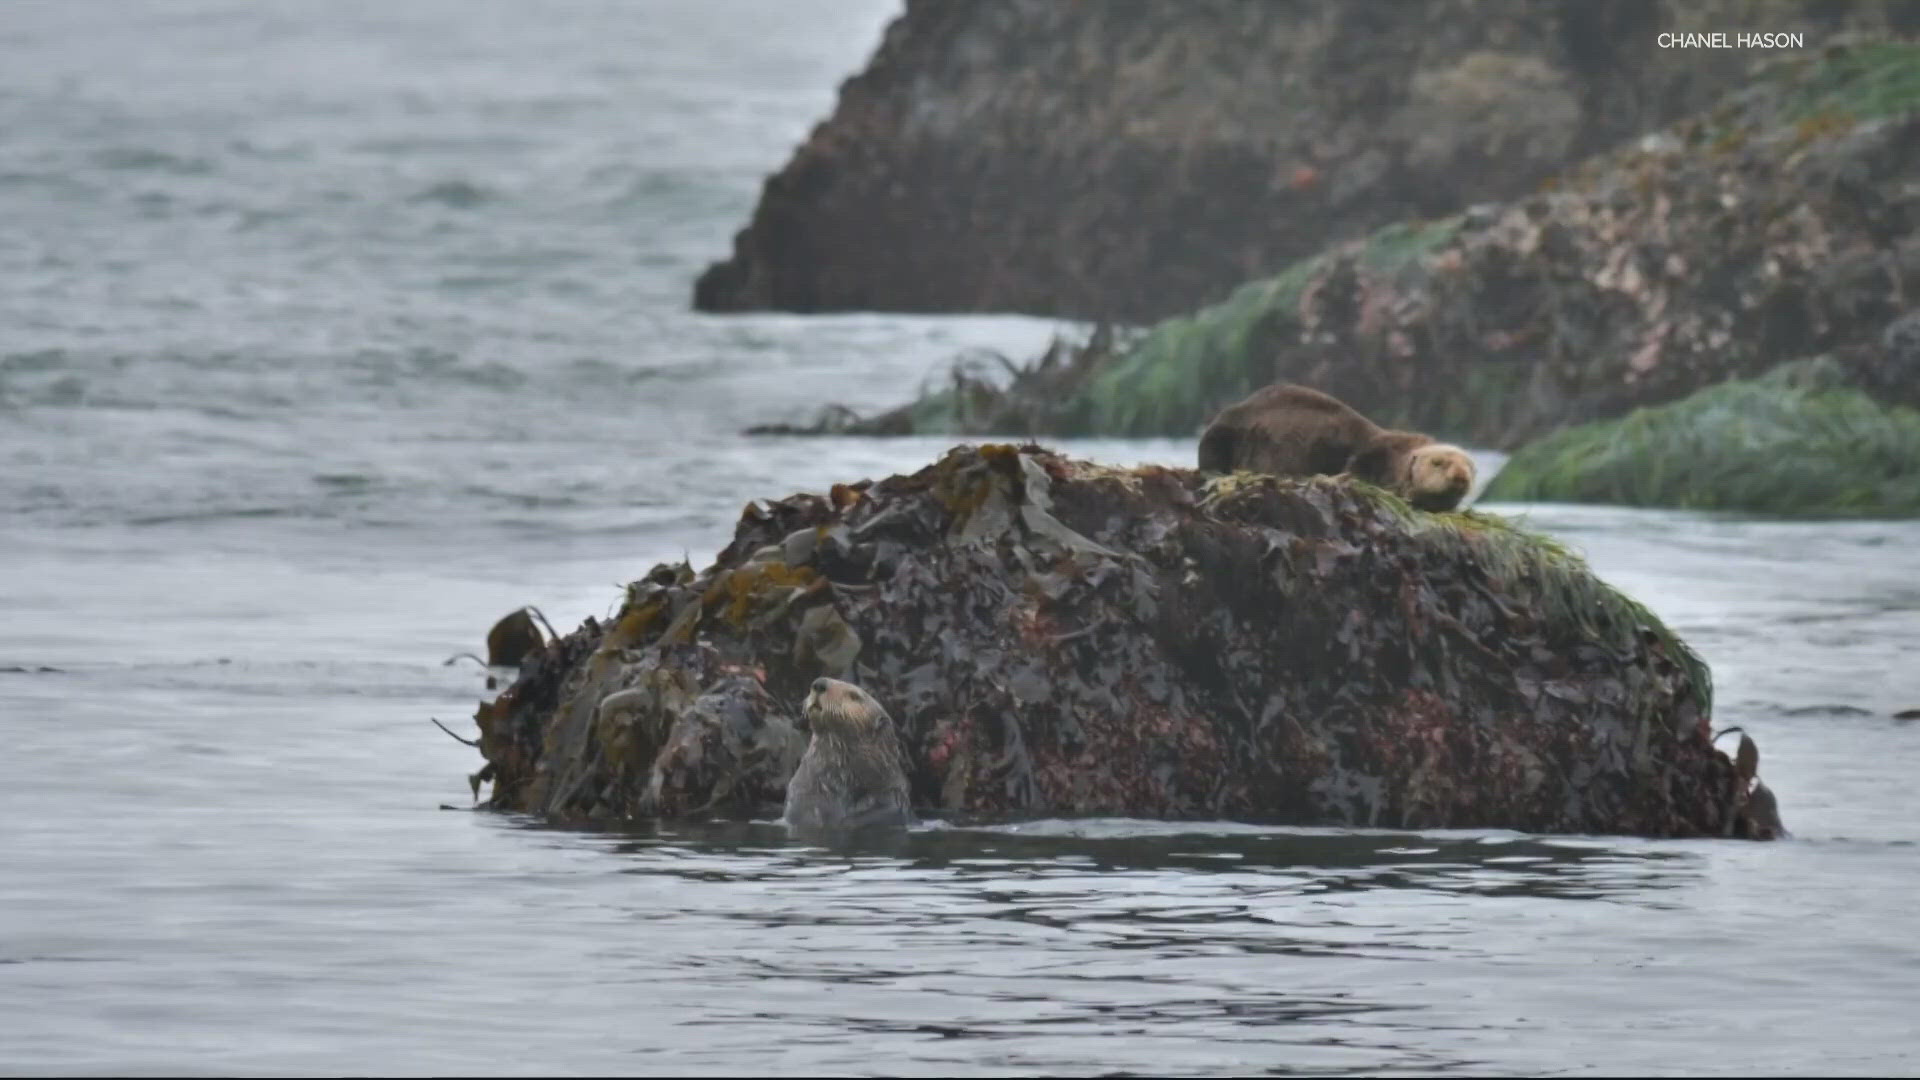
(1484, 356, 1920, 515)
(462, 445, 1781, 839)
(769, 39, 1920, 452)
(697, 1, 1915, 322)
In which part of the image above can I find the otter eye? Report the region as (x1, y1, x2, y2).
(811, 678, 829, 695)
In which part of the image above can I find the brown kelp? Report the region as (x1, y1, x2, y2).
(461, 445, 1779, 839)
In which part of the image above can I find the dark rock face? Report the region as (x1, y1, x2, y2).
(1859, 309, 1920, 402)
(467, 445, 1780, 840)
(695, 0, 1911, 322)
(776, 40, 1920, 452)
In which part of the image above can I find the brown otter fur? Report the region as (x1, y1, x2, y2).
(1197, 383, 1476, 511)
(783, 678, 912, 831)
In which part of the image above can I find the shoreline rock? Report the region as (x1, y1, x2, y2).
(464, 445, 1781, 840)
(698, 2, 1914, 322)
(757, 39, 1920, 454)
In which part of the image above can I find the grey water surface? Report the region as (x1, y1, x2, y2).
(2, 2, 1917, 1075)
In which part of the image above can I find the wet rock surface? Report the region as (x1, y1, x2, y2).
(697, 1, 1913, 323)
(772, 40, 1920, 452)
(467, 445, 1781, 839)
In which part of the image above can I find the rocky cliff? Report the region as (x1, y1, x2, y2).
(761, 39, 1920, 461)
(696, 0, 1915, 322)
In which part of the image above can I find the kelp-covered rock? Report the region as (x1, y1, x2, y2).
(697, 0, 1914, 322)
(786, 39, 1920, 449)
(1484, 357, 1920, 516)
(467, 445, 1781, 839)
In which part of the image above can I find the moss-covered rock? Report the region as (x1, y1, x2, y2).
(464, 445, 1780, 839)
(777, 38, 1920, 450)
(1484, 359, 1920, 516)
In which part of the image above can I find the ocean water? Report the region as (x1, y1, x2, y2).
(2, 2, 1917, 1075)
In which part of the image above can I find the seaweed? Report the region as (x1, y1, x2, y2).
(1484, 359, 1920, 516)
(1782, 39, 1920, 123)
(459, 446, 1777, 839)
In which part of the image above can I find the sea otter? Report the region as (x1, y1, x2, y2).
(1196, 383, 1476, 511)
(783, 677, 913, 832)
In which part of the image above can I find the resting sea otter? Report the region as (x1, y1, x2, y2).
(1197, 383, 1476, 511)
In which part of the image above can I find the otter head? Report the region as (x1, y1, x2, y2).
(801, 677, 891, 740)
(1404, 444, 1475, 511)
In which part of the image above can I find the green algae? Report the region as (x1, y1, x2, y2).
(1070, 216, 1464, 437)
(1483, 361, 1920, 517)
(1784, 40, 1920, 123)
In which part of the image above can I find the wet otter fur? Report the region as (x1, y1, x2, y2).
(783, 677, 912, 832)
(1197, 383, 1476, 511)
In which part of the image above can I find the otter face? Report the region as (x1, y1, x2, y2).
(1404, 444, 1475, 511)
(786, 676, 912, 832)
(802, 677, 889, 737)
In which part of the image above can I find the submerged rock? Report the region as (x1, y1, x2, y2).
(1484, 357, 1920, 516)
(465, 445, 1780, 840)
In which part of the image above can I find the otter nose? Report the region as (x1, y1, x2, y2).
(811, 678, 830, 695)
